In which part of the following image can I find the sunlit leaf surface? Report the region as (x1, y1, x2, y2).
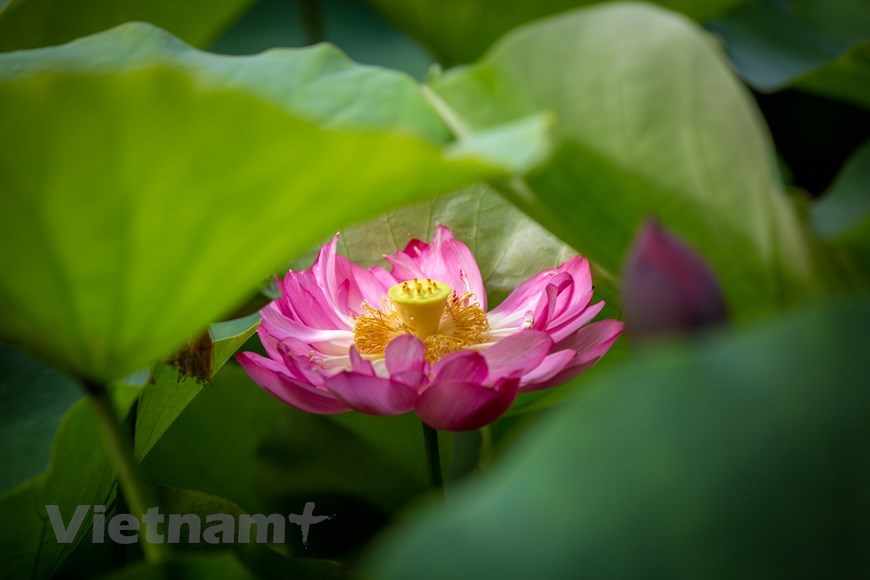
(428, 3, 823, 319)
(0, 23, 549, 382)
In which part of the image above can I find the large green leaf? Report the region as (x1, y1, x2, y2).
(133, 313, 260, 461)
(0, 23, 550, 382)
(103, 553, 254, 580)
(0, 0, 253, 52)
(212, 0, 435, 81)
(0, 383, 141, 579)
(813, 140, 870, 274)
(708, 0, 870, 106)
(364, 0, 749, 66)
(0, 345, 81, 493)
(141, 366, 288, 513)
(428, 3, 823, 320)
(210, 312, 260, 376)
(794, 41, 870, 110)
(143, 365, 430, 559)
(364, 298, 870, 579)
(292, 184, 577, 306)
(1, 22, 448, 140)
(149, 486, 347, 579)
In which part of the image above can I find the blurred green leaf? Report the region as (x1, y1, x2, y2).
(141, 365, 294, 512)
(796, 41, 870, 109)
(0, 344, 81, 493)
(0, 0, 253, 52)
(212, 0, 436, 81)
(429, 3, 823, 320)
(133, 313, 260, 461)
(134, 367, 203, 463)
(0, 383, 141, 579)
(210, 313, 260, 376)
(814, 140, 870, 238)
(364, 298, 870, 579)
(143, 365, 430, 560)
(364, 0, 749, 66)
(102, 553, 255, 580)
(1, 22, 448, 140)
(153, 486, 347, 579)
(709, 0, 870, 106)
(0, 23, 550, 383)
(813, 140, 870, 273)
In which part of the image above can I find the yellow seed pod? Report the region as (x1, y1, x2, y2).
(387, 279, 451, 339)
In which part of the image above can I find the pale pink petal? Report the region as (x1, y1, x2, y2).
(325, 372, 419, 415)
(335, 254, 396, 314)
(236, 352, 348, 414)
(309, 235, 396, 319)
(385, 225, 486, 308)
(556, 319, 624, 354)
(531, 279, 566, 331)
(488, 256, 594, 334)
(383, 245, 426, 283)
(257, 324, 286, 361)
(546, 299, 605, 343)
(349, 346, 375, 376)
(260, 305, 353, 356)
(311, 235, 346, 313)
(431, 350, 488, 384)
(553, 256, 593, 316)
(416, 378, 520, 431)
(385, 335, 429, 390)
(527, 320, 624, 390)
(281, 269, 349, 329)
(480, 330, 552, 381)
(487, 269, 559, 330)
(519, 349, 576, 390)
(277, 343, 327, 386)
(435, 226, 487, 309)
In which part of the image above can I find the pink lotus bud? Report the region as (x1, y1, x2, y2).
(622, 221, 727, 341)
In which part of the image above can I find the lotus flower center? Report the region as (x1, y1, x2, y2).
(353, 279, 490, 363)
(387, 279, 451, 339)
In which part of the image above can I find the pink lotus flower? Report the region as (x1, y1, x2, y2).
(237, 226, 622, 431)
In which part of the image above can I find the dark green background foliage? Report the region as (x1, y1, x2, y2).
(0, 0, 868, 578)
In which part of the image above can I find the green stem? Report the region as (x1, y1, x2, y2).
(421, 422, 443, 491)
(298, 0, 324, 45)
(82, 379, 168, 563)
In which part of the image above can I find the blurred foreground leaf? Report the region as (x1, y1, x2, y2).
(144, 365, 430, 560)
(365, 0, 749, 65)
(429, 3, 823, 319)
(0, 23, 550, 382)
(133, 313, 260, 460)
(813, 140, 870, 274)
(0, 0, 252, 52)
(152, 487, 347, 579)
(103, 553, 254, 580)
(709, 0, 870, 107)
(365, 297, 870, 579)
(0, 345, 81, 493)
(0, 383, 141, 578)
(796, 41, 870, 109)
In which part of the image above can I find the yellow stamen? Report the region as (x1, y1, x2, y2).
(387, 279, 451, 339)
(353, 280, 489, 364)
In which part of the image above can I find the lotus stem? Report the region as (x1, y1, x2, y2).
(82, 379, 168, 563)
(421, 421, 443, 492)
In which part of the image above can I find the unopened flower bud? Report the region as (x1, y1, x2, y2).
(622, 221, 727, 342)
